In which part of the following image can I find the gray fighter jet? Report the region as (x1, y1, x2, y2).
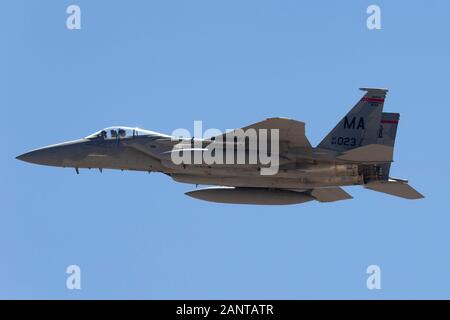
(17, 88, 423, 205)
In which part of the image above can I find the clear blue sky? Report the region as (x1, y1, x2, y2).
(1, 0, 449, 299)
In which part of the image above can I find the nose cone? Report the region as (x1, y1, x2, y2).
(16, 139, 88, 167)
(16, 148, 64, 166)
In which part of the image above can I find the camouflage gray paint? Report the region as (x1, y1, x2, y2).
(16, 88, 423, 205)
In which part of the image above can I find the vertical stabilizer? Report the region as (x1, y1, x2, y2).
(318, 88, 388, 152)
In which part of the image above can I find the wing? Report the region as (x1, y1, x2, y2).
(213, 117, 312, 148)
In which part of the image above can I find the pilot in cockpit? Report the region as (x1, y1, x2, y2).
(86, 127, 156, 141)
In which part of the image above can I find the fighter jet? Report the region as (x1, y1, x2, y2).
(16, 88, 423, 205)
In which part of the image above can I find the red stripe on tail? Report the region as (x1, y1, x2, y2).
(363, 97, 385, 103)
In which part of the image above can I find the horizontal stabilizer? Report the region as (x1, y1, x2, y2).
(336, 144, 393, 163)
(310, 187, 353, 202)
(364, 180, 424, 199)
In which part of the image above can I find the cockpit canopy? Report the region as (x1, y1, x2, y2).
(85, 126, 157, 140)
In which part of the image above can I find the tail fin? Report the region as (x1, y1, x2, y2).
(362, 114, 424, 199)
(378, 112, 399, 147)
(318, 88, 388, 152)
(376, 112, 400, 178)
